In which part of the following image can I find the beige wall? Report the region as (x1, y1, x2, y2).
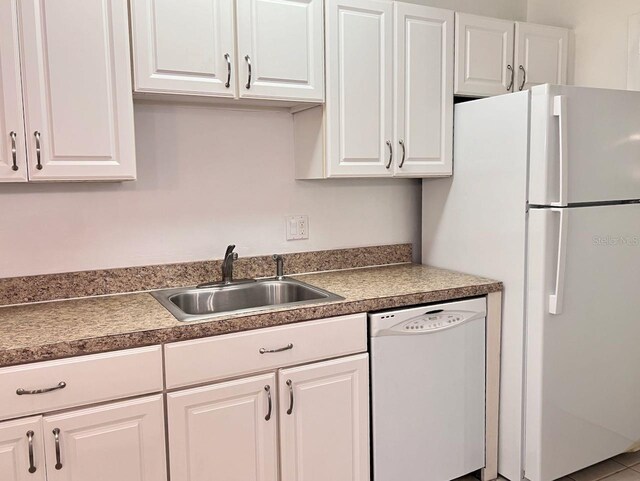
(0, 103, 421, 278)
(405, 0, 527, 20)
(527, 0, 640, 89)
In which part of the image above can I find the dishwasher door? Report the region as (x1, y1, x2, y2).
(369, 298, 486, 481)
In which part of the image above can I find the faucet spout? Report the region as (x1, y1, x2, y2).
(222, 245, 238, 284)
(272, 254, 285, 280)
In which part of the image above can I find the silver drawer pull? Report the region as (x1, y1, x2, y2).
(385, 140, 393, 169)
(224, 53, 231, 88)
(506, 64, 514, 91)
(259, 343, 293, 354)
(245, 55, 252, 89)
(10, 131, 18, 171)
(264, 385, 272, 421)
(17, 381, 66, 396)
(519, 65, 527, 91)
(27, 430, 37, 474)
(286, 379, 294, 415)
(53, 428, 62, 470)
(398, 140, 406, 168)
(34, 131, 42, 170)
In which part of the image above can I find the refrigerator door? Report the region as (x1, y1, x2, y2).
(529, 85, 640, 206)
(525, 204, 640, 481)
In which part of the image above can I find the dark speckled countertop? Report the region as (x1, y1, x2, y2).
(0, 264, 501, 368)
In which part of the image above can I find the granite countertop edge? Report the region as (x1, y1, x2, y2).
(0, 265, 502, 368)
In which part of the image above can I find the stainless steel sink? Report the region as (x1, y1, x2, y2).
(151, 278, 344, 322)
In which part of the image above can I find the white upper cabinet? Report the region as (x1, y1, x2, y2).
(514, 22, 569, 91)
(237, 0, 325, 101)
(42, 395, 167, 481)
(325, 0, 394, 177)
(455, 13, 570, 97)
(0, 416, 46, 481)
(455, 13, 515, 97)
(131, 0, 325, 103)
(394, 3, 453, 177)
(295, 0, 454, 179)
(167, 373, 278, 481)
(19, 0, 136, 181)
(130, 0, 237, 97)
(0, 0, 27, 183)
(279, 354, 370, 481)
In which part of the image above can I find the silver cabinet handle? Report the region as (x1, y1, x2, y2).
(385, 140, 393, 169)
(17, 381, 66, 396)
(224, 53, 231, 88)
(519, 65, 526, 91)
(264, 385, 272, 421)
(259, 343, 293, 354)
(506, 65, 514, 91)
(286, 379, 294, 415)
(27, 430, 37, 474)
(245, 55, 252, 89)
(10, 131, 18, 171)
(52, 428, 62, 470)
(398, 140, 406, 168)
(34, 131, 42, 170)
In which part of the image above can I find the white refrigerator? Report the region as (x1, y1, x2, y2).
(422, 85, 640, 481)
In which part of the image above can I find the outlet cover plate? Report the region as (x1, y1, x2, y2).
(286, 215, 309, 241)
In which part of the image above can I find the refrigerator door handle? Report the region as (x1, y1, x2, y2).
(552, 96, 569, 207)
(549, 208, 569, 315)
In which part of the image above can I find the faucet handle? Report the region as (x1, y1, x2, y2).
(224, 244, 236, 258)
(232, 252, 238, 260)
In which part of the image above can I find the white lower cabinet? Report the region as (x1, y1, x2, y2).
(42, 395, 166, 481)
(279, 354, 370, 481)
(167, 373, 278, 481)
(0, 416, 46, 481)
(0, 395, 167, 481)
(167, 354, 370, 481)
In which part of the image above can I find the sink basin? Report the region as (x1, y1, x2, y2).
(151, 278, 344, 322)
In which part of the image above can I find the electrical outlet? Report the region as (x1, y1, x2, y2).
(286, 215, 309, 241)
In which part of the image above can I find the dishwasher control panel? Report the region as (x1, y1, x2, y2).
(402, 312, 465, 332)
(368, 297, 487, 337)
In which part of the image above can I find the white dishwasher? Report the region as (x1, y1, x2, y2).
(369, 297, 486, 481)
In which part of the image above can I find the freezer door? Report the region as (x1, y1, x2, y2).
(525, 204, 640, 481)
(529, 85, 640, 205)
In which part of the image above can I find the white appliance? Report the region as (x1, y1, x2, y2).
(422, 85, 640, 481)
(369, 298, 486, 481)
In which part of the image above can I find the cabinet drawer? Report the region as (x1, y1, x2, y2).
(0, 346, 163, 421)
(165, 314, 367, 389)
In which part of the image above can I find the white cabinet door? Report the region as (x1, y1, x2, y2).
(279, 354, 370, 481)
(514, 22, 569, 91)
(42, 395, 167, 481)
(0, 417, 46, 481)
(455, 13, 515, 97)
(19, 0, 136, 181)
(394, 3, 453, 177)
(0, 0, 27, 182)
(326, 0, 394, 177)
(167, 373, 278, 481)
(131, 0, 237, 97)
(237, 0, 324, 102)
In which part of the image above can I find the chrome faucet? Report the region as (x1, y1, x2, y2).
(196, 244, 254, 288)
(272, 254, 285, 280)
(222, 244, 239, 284)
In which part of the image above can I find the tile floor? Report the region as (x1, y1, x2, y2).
(454, 451, 640, 481)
